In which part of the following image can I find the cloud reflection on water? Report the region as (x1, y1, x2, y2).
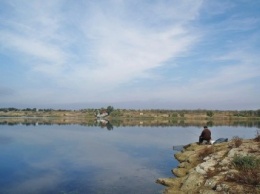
(0, 135, 12, 145)
(0, 124, 258, 194)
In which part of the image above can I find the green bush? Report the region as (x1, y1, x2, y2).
(233, 155, 260, 170)
(206, 111, 214, 117)
(228, 155, 260, 190)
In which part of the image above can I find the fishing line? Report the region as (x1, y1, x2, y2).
(172, 127, 201, 151)
(185, 127, 201, 137)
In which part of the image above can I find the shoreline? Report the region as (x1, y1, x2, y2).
(0, 116, 259, 127)
(0, 109, 260, 120)
(156, 138, 260, 193)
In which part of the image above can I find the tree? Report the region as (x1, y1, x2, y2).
(106, 106, 114, 115)
(206, 111, 214, 117)
(256, 109, 260, 117)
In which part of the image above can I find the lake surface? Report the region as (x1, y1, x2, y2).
(0, 121, 259, 194)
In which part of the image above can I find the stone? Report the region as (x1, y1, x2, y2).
(227, 148, 248, 157)
(204, 178, 218, 189)
(174, 150, 195, 162)
(164, 187, 185, 194)
(219, 157, 231, 166)
(156, 177, 183, 187)
(183, 143, 197, 151)
(178, 161, 190, 168)
(157, 138, 260, 194)
(187, 154, 199, 163)
(203, 156, 211, 161)
(172, 168, 187, 177)
(199, 159, 218, 171)
(216, 183, 230, 192)
(214, 149, 228, 158)
(215, 184, 222, 192)
(221, 166, 229, 171)
(198, 189, 217, 194)
(180, 172, 204, 192)
(195, 165, 207, 175)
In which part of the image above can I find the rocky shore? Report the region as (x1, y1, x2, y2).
(156, 137, 260, 194)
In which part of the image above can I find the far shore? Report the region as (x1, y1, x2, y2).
(0, 109, 259, 127)
(1, 108, 259, 119)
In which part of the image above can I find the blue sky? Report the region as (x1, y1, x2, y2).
(0, 0, 259, 110)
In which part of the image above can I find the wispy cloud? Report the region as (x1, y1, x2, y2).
(0, 86, 14, 96)
(60, 0, 203, 88)
(0, 0, 259, 109)
(1, 0, 202, 86)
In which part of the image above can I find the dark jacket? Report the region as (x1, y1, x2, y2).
(200, 128, 211, 140)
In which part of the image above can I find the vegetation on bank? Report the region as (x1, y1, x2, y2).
(1, 106, 260, 129)
(0, 107, 260, 119)
(157, 131, 260, 193)
(206, 132, 260, 192)
(228, 132, 260, 190)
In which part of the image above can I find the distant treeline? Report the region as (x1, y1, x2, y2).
(0, 108, 74, 112)
(109, 109, 260, 118)
(0, 107, 260, 117)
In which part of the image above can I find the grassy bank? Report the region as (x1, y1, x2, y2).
(1, 108, 260, 119)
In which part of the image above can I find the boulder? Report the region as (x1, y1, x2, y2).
(157, 139, 260, 194)
(156, 177, 184, 188)
(172, 168, 188, 177)
(174, 150, 195, 162)
(180, 171, 204, 192)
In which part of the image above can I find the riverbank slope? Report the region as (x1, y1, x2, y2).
(157, 136, 260, 193)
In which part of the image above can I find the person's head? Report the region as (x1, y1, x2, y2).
(204, 126, 208, 129)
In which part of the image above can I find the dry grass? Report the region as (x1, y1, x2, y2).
(198, 146, 214, 160)
(226, 169, 260, 193)
(206, 168, 220, 178)
(248, 146, 259, 153)
(226, 155, 260, 193)
(255, 130, 260, 142)
(231, 169, 260, 185)
(232, 136, 243, 147)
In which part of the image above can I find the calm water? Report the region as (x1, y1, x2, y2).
(0, 122, 258, 194)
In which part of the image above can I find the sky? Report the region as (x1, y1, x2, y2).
(0, 0, 260, 110)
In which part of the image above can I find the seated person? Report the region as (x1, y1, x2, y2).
(199, 126, 211, 144)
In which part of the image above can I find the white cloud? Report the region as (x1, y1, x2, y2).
(0, 31, 65, 63)
(0, 0, 259, 109)
(106, 49, 260, 108)
(1, 0, 202, 86)
(58, 1, 202, 90)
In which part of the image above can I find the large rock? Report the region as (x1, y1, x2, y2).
(196, 157, 218, 174)
(157, 139, 260, 194)
(172, 168, 187, 177)
(174, 150, 195, 162)
(156, 177, 183, 187)
(177, 161, 193, 169)
(180, 171, 204, 192)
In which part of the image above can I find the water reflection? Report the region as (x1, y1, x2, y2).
(0, 135, 12, 145)
(96, 119, 114, 130)
(0, 121, 259, 194)
(0, 118, 260, 129)
(0, 125, 175, 194)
